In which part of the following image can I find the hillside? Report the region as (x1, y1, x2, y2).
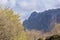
(23, 8, 60, 32)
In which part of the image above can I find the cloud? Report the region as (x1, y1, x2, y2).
(41, 0, 60, 9)
(0, 0, 8, 5)
(15, 0, 60, 22)
(57, 0, 60, 3)
(0, 0, 16, 8)
(18, 0, 38, 10)
(0, 0, 60, 22)
(8, 0, 16, 8)
(18, 0, 60, 10)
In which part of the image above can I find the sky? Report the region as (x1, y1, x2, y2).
(0, 0, 60, 22)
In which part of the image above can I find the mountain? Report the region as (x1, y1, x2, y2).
(23, 8, 60, 32)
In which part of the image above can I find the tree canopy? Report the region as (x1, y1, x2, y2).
(0, 8, 28, 40)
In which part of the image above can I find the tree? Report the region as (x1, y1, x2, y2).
(0, 8, 26, 40)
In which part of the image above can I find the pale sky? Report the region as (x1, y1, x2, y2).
(0, 0, 60, 22)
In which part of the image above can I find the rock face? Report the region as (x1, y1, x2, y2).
(23, 8, 60, 32)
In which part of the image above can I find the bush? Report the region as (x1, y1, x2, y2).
(45, 35, 60, 40)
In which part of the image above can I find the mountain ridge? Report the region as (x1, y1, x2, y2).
(23, 8, 60, 32)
